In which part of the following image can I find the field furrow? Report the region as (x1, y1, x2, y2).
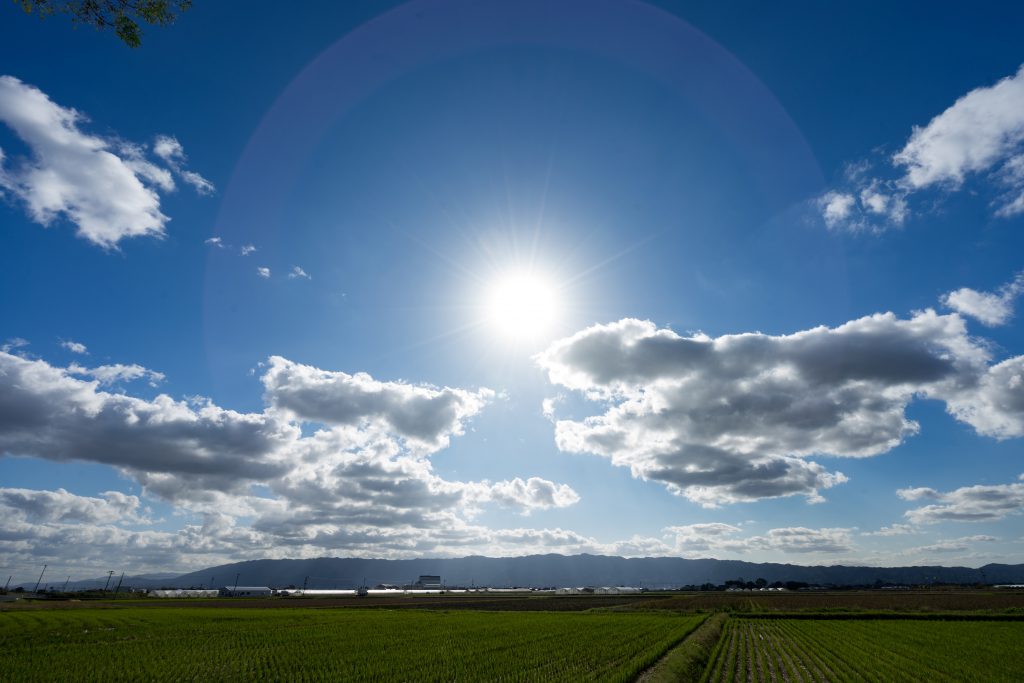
(702, 618, 1024, 682)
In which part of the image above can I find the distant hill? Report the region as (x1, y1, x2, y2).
(154, 554, 1024, 590)
(26, 554, 1024, 592)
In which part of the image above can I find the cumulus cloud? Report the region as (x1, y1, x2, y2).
(60, 340, 87, 354)
(488, 477, 581, 512)
(288, 266, 311, 280)
(536, 311, 1020, 505)
(941, 273, 1024, 326)
(204, 236, 224, 247)
(943, 356, 1024, 439)
(257, 266, 270, 279)
(241, 244, 256, 256)
(0, 76, 211, 248)
(0, 487, 150, 525)
(894, 65, 1024, 201)
(538, 311, 1024, 506)
(818, 64, 1024, 231)
(899, 478, 1024, 523)
(0, 349, 583, 572)
(262, 356, 493, 452)
(817, 166, 909, 233)
(0, 351, 296, 502)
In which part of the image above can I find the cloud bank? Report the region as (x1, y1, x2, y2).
(0, 349, 582, 574)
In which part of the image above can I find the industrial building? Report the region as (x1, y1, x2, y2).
(414, 575, 442, 589)
(221, 586, 273, 597)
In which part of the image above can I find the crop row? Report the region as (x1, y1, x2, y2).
(0, 607, 705, 682)
(701, 618, 1024, 682)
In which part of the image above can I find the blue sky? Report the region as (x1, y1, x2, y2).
(2, 0, 1024, 580)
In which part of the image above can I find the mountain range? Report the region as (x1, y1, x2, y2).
(35, 554, 1024, 591)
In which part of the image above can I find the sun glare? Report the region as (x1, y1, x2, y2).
(484, 270, 560, 341)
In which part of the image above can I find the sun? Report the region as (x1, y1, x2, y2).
(484, 270, 561, 342)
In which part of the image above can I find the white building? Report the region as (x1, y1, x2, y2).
(149, 589, 220, 598)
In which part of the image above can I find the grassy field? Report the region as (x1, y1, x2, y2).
(636, 589, 1024, 613)
(5, 592, 1024, 681)
(702, 618, 1024, 682)
(0, 607, 705, 682)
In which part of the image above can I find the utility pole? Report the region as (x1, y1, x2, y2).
(302, 575, 309, 594)
(63, 576, 71, 592)
(113, 571, 125, 599)
(33, 564, 47, 594)
(4, 575, 11, 592)
(233, 573, 240, 595)
(103, 570, 114, 592)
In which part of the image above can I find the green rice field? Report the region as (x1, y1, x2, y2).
(5, 596, 1024, 681)
(0, 607, 705, 682)
(701, 618, 1024, 682)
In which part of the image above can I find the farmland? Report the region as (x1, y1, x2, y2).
(702, 618, 1024, 682)
(637, 589, 1024, 613)
(3, 592, 1024, 680)
(0, 607, 704, 682)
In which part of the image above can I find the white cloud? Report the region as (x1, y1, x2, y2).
(0, 349, 584, 571)
(152, 135, 184, 163)
(944, 356, 1024, 438)
(204, 236, 224, 248)
(60, 340, 87, 354)
(1, 337, 28, 353)
(941, 273, 1024, 326)
(241, 244, 256, 256)
(0, 351, 294, 503)
(67, 362, 165, 387)
(899, 478, 1024, 523)
(911, 535, 998, 554)
(818, 64, 1024, 230)
(665, 523, 853, 555)
(894, 65, 1024, 198)
(537, 311, 1022, 506)
(817, 167, 909, 233)
(0, 487, 150, 526)
(488, 477, 580, 512)
(257, 266, 270, 279)
(288, 266, 311, 280)
(666, 523, 747, 554)
(861, 523, 917, 537)
(541, 395, 563, 422)
(819, 191, 856, 228)
(152, 135, 214, 196)
(0, 76, 211, 248)
(262, 356, 493, 453)
(178, 170, 215, 196)
(746, 527, 854, 554)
